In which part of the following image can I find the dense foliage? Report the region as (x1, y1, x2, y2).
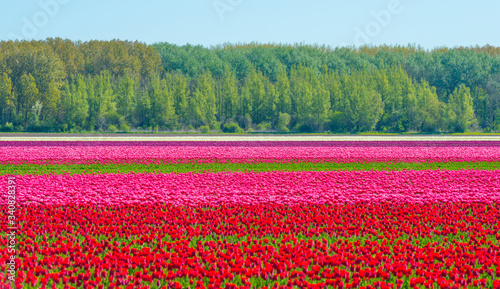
(1, 39, 499, 133)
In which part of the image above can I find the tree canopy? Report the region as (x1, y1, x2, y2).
(1, 39, 499, 133)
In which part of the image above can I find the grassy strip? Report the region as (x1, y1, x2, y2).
(1, 161, 499, 175)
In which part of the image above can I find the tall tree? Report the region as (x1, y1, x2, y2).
(357, 88, 384, 132)
(216, 66, 239, 122)
(415, 80, 444, 132)
(134, 89, 151, 128)
(41, 81, 61, 122)
(0, 73, 14, 124)
(245, 66, 266, 125)
(447, 85, 477, 132)
(290, 66, 314, 130)
(191, 70, 216, 126)
(165, 73, 190, 126)
(263, 77, 278, 124)
(149, 77, 175, 128)
(63, 76, 89, 129)
(116, 74, 136, 119)
(471, 87, 490, 130)
(18, 73, 39, 127)
(87, 72, 115, 129)
(275, 65, 291, 115)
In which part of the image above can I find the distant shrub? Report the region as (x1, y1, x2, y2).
(256, 121, 272, 131)
(294, 123, 313, 133)
(277, 113, 291, 132)
(209, 121, 221, 131)
(222, 122, 244, 133)
(0, 122, 14, 132)
(27, 123, 53, 132)
(107, 124, 118, 132)
(120, 123, 130, 132)
(199, 125, 210, 133)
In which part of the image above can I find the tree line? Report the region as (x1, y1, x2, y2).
(0, 38, 499, 133)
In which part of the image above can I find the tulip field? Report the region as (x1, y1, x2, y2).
(1, 138, 500, 288)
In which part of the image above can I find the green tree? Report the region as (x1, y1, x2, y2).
(415, 80, 444, 132)
(18, 73, 39, 127)
(160, 78, 176, 128)
(31, 100, 43, 124)
(357, 89, 384, 132)
(245, 66, 266, 125)
(149, 77, 175, 128)
(87, 72, 115, 129)
(290, 67, 313, 130)
(277, 112, 291, 132)
(42, 81, 61, 122)
(116, 74, 136, 119)
(0, 73, 14, 124)
(62, 78, 89, 129)
(275, 65, 291, 115)
(339, 72, 357, 131)
(447, 85, 477, 132)
(134, 90, 151, 128)
(191, 70, 216, 126)
(471, 87, 490, 130)
(310, 72, 330, 131)
(216, 66, 239, 121)
(323, 70, 343, 114)
(165, 73, 190, 126)
(238, 85, 252, 123)
(263, 76, 277, 124)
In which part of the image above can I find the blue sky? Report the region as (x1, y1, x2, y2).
(1, 0, 499, 49)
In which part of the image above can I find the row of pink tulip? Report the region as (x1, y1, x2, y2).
(3, 170, 499, 206)
(2, 140, 500, 147)
(2, 145, 500, 164)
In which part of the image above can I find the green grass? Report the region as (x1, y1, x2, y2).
(1, 161, 499, 175)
